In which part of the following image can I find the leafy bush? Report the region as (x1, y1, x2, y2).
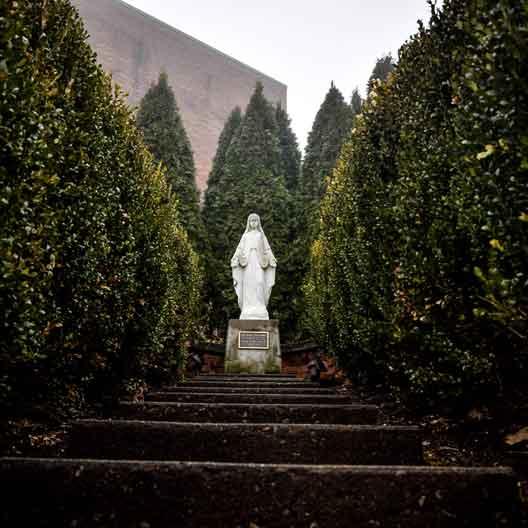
(0, 0, 201, 418)
(306, 0, 527, 409)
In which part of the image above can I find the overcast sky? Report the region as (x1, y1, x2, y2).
(124, 0, 435, 152)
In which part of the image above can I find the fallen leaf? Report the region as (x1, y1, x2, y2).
(504, 427, 528, 446)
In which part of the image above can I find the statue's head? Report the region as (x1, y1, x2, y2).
(246, 213, 262, 232)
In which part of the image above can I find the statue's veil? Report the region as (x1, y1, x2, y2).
(244, 213, 263, 234)
(243, 214, 274, 257)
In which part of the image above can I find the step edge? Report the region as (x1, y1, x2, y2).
(147, 391, 350, 396)
(0, 456, 515, 475)
(71, 419, 419, 431)
(118, 401, 377, 409)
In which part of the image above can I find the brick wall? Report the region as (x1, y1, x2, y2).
(72, 0, 287, 193)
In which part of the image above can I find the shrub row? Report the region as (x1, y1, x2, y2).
(305, 0, 527, 409)
(0, 0, 202, 418)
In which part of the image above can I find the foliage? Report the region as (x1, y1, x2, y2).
(298, 82, 353, 253)
(274, 103, 304, 338)
(202, 106, 242, 332)
(205, 107, 243, 195)
(301, 82, 353, 209)
(275, 103, 301, 192)
(367, 53, 396, 93)
(202, 84, 300, 337)
(306, 0, 528, 409)
(0, 0, 202, 418)
(296, 83, 354, 336)
(136, 72, 205, 251)
(350, 88, 363, 117)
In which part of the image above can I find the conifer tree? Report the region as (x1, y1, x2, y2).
(350, 87, 363, 118)
(296, 83, 353, 336)
(275, 104, 301, 192)
(301, 82, 353, 214)
(202, 106, 243, 327)
(137, 72, 204, 248)
(367, 54, 396, 93)
(203, 106, 243, 263)
(204, 107, 243, 196)
(274, 103, 304, 336)
(202, 83, 294, 332)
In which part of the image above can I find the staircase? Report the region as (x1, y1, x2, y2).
(1, 373, 520, 526)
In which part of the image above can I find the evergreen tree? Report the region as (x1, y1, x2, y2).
(202, 106, 243, 329)
(296, 83, 353, 337)
(275, 104, 301, 192)
(137, 72, 204, 248)
(204, 107, 243, 196)
(301, 82, 353, 218)
(203, 106, 243, 260)
(367, 54, 396, 93)
(350, 87, 363, 118)
(274, 103, 304, 337)
(202, 83, 294, 333)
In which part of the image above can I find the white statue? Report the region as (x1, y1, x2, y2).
(231, 213, 277, 320)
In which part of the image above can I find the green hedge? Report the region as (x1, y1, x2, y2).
(306, 0, 527, 409)
(0, 0, 202, 418)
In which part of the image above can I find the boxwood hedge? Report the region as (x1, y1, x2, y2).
(305, 0, 527, 409)
(0, 0, 202, 418)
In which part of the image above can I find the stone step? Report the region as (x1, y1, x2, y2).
(117, 401, 380, 424)
(66, 420, 422, 465)
(199, 373, 297, 378)
(1, 458, 518, 527)
(194, 376, 305, 383)
(146, 391, 356, 405)
(185, 380, 317, 388)
(162, 385, 336, 394)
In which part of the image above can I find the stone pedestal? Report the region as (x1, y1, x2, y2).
(225, 320, 281, 374)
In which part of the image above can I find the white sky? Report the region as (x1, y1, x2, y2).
(124, 0, 435, 152)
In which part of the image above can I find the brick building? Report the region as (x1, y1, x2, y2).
(72, 0, 287, 192)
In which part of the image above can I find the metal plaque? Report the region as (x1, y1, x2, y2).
(238, 331, 269, 350)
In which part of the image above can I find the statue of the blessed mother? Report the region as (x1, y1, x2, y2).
(230, 213, 277, 320)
